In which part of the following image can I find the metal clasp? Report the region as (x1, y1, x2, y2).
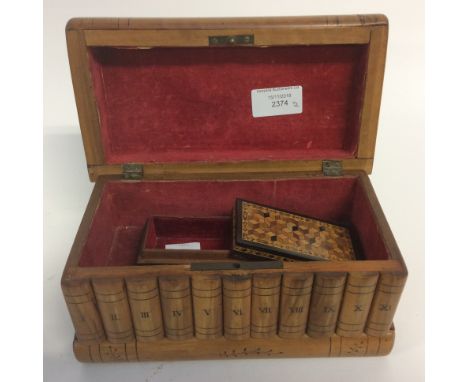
(208, 34, 254, 46)
(191, 261, 283, 271)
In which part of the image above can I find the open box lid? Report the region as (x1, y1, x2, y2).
(66, 15, 388, 181)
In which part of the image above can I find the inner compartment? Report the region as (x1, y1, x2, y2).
(88, 45, 368, 164)
(144, 216, 232, 250)
(79, 177, 389, 266)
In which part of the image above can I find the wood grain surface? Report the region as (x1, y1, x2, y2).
(126, 277, 164, 341)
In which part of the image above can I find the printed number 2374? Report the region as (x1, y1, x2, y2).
(272, 100, 288, 107)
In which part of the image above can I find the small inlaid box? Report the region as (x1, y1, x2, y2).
(233, 199, 357, 262)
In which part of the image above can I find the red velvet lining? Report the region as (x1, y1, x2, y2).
(145, 216, 231, 250)
(88, 45, 368, 164)
(349, 183, 388, 261)
(79, 177, 389, 266)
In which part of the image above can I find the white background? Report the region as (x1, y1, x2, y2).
(43, 1, 424, 381)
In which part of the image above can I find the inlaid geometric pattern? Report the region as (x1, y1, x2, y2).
(236, 200, 356, 261)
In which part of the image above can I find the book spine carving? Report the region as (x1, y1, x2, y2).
(126, 277, 164, 342)
(251, 273, 281, 338)
(307, 272, 347, 337)
(192, 275, 223, 339)
(159, 276, 194, 340)
(336, 272, 379, 337)
(223, 275, 252, 340)
(70, 270, 401, 362)
(62, 280, 105, 343)
(365, 272, 407, 336)
(278, 273, 314, 338)
(92, 279, 135, 343)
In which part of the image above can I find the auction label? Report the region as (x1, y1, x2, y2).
(251, 86, 302, 118)
(165, 242, 201, 250)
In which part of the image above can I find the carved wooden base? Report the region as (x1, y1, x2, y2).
(73, 327, 395, 362)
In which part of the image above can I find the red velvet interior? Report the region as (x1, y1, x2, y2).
(88, 45, 368, 164)
(79, 178, 389, 266)
(145, 216, 231, 250)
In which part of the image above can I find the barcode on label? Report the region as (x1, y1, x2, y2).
(251, 86, 302, 118)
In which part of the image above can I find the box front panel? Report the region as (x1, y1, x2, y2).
(65, 269, 402, 361)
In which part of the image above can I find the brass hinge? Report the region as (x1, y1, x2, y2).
(322, 160, 343, 176)
(208, 34, 254, 46)
(123, 163, 143, 180)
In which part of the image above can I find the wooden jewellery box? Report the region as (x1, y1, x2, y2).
(62, 15, 407, 362)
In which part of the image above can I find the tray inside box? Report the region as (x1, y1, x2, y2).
(78, 176, 389, 267)
(144, 216, 232, 251)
